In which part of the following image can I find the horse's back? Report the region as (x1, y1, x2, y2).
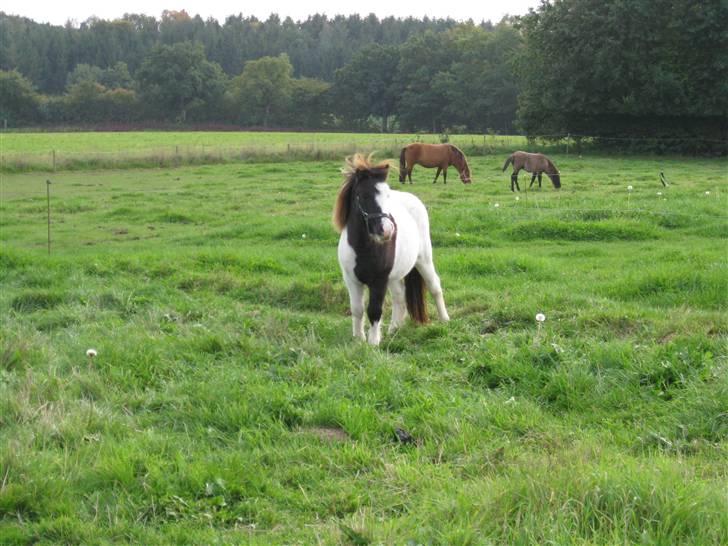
(390, 190, 433, 275)
(405, 143, 450, 167)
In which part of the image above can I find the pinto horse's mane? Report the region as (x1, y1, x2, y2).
(332, 154, 391, 233)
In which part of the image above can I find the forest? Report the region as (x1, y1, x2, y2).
(0, 0, 726, 152)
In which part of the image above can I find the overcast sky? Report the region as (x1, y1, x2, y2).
(2, 0, 540, 26)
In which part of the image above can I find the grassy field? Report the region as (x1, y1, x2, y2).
(0, 131, 532, 172)
(1, 139, 727, 544)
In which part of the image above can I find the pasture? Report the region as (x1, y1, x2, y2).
(0, 132, 529, 172)
(0, 138, 727, 544)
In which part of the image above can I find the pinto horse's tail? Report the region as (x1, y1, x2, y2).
(405, 267, 429, 324)
(502, 154, 514, 172)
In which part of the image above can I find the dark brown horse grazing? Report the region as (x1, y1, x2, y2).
(399, 143, 472, 184)
(502, 151, 561, 192)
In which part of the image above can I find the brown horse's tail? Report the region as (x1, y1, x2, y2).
(502, 154, 514, 172)
(405, 267, 428, 324)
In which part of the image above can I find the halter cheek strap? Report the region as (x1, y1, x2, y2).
(356, 195, 395, 228)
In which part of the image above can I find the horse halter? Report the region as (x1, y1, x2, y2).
(355, 195, 395, 232)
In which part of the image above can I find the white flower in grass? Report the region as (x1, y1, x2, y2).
(494, 203, 500, 208)
(705, 191, 711, 195)
(455, 232, 461, 237)
(515, 196, 520, 201)
(86, 348, 97, 358)
(535, 313, 546, 323)
(301, 233, 307, 239)
(627, 185, 633, 192)
(657, 191, 662, 196)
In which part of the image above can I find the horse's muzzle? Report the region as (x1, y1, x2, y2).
(369, 216, 396, 243)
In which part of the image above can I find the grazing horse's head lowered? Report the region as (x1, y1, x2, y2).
(334, 154, 450, 346)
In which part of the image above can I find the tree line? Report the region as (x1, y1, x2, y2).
(1, 1, 726, 153)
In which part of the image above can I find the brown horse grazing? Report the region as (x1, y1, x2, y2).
(502, 151, 561, 192)
(399, 143, 472, 184)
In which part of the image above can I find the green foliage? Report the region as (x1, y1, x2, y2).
(332, 44, 401, 131)
(228, 54, 294, 128)
(136, 41, 227, 122)
(0, 70, 41, 125)
(515, 0, 728, 152)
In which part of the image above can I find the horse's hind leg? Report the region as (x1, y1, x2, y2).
(443, 167, 448, 184)
(408, 167, 413, 184)
(432, 167, 442, 184)
(538, 173, 543, 188)
(511, 173, 520, 192)
(416, 259, 449, 322)
(529, 173, 537, 188)
(387, 278, 407, 334)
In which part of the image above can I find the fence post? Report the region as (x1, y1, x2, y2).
(52, 149, 56, 172)
(46, 179, 52, 255)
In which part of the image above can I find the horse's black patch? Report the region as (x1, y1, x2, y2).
(347, 176, 397, 325)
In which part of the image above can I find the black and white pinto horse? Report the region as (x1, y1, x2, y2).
(333, 154, 449, 346)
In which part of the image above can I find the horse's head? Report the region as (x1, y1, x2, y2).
(451, 146, 472, 184)
(334, 155, 396, 243)
(459, 164, 472, 184)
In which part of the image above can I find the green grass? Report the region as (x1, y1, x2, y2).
(0, 144, 727, 544)
(0, 131, 534, 172)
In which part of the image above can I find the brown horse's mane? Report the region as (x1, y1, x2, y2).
(448, 144, 470, 175)
(332, 154, 390, 233)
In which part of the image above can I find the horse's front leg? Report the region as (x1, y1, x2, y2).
(529, 173, 537, 188)
(443, 167, 448, 184)
(538, 173, 543, 188)
(366, 281, 387, 346)
(408, 168, 413, 184)
(345, 276, 366, 340)
(432, 167, 442, 184)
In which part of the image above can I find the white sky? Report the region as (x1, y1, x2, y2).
(2, 0, 540, 26)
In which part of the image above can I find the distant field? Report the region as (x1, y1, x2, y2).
(1, 143, 726, 543)
(0, 131, 531, 172)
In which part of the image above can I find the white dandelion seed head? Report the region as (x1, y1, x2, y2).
(494, 203, 500, 208)
(301, 233, 307, 239)
(705, 191, 710, 195)
(657, 191, 662, 196)
(515, 196, 520, 201)
(535, 313, 546, 323)
(627, 185, 633, 191)
(455, 232, 461, 237)
(86, 349, 97, 358)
